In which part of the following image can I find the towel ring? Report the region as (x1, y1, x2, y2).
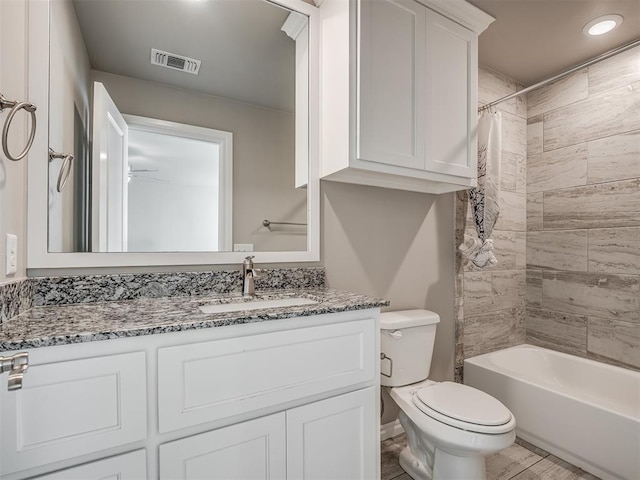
(0, 93, 37, 162)
(49, 148, 74, 192)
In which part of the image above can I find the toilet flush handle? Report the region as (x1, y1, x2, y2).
(380, 353, 393, 378)
(387, 330, 403, 339)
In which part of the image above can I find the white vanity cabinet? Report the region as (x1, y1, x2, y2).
(160, 388, 376, 480)
(0, 309, 380, 480)
(319, 0, 494, 193)
(0, 351, 147, 477)
(287, 387, 377, 479)
(159, 413, 288, 479)
(34, 450, 147, 480)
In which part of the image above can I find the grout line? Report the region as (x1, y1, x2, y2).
(537, 126, 640, 155)
(507, 456, 548, 480)
(529, 176, 639, 196)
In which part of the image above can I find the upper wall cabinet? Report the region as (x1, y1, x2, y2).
(319, 0, 494, 194)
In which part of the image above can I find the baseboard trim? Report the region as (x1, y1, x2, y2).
(381, 419, 404, 441)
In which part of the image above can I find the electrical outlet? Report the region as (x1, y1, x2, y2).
(234, 244, 254, 252)
(6, 234, 17, 276)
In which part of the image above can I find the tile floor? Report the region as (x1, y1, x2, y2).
(381, 434, 601, 480)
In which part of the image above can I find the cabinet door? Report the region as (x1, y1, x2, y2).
(35, 450, 147, 480)
(287, 387, 377, 480)
(159, 413, 286, 480)
(0, 352, 147, 476)
(358, 0, 426, 170)
(424, 8, 477, 179)
(158, 319, 375, 433)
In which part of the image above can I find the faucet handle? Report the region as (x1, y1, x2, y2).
(241, 255, 255, 273)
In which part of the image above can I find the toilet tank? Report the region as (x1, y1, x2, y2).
(380, 310, 440, 387)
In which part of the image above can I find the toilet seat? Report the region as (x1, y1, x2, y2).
(412, 382, 514, 434)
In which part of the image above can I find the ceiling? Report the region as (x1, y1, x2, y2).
(71, 0, 639, 105)
(467, 0, 640, 86)
(72, 0, 296, 111)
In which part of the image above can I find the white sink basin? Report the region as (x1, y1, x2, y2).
(199, 297, 318, 314)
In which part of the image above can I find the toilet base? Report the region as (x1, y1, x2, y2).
(399, 445, 487, 480)
(399, 446, 432, 480)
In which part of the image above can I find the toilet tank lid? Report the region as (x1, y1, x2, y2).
(380, 309, 440, 329)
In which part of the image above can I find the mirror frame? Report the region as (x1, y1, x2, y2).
(27, 0, 319, 269)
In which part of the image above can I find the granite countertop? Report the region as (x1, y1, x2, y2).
(0, 288, 389, 351)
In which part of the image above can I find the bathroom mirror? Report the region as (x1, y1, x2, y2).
(27, 0, 319, 268)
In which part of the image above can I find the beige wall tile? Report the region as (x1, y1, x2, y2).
(526, 308, 587, 356)
(523, 48, 640, 373)
(501, 151, 518, 192)
(526, 269, 543, 309)
(502, 112, 527, 156)
(497, 191, 527, 231)
(542, 270, 640, 321)
(588, 317, 640, 369)
(544, 81, 640, 151)
(526, 230, 588, 271)
(527, 119, 543, 156)
(462, 68, 528, 366)
(543, 178, 640, 230)
(588, 46, 640, 96)
(516, 84, 527, 119)
(588, 227, 640, 275)
(526, 193, 543, 231)
(455, 273, 463, 298)
(527, 69, 588, 119)
(527, 144, 587, 193)
(516, 232, 526, 270)
(479, 67, 519, 116)
(464, 307, 525, 358)
(464, 271, 492, 311)
(464, 270, 525, 316)
(516, 154, 526, 193)
(587, 130, 640, 184)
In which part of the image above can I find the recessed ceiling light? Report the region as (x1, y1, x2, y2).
(583, 14, 623, 36)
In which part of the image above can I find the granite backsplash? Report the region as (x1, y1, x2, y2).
(0, 267, 325, 323)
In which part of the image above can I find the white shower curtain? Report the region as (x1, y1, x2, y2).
(460, 111, 502, 268)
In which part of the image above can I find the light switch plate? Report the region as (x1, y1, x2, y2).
(6, 234, 17, 275)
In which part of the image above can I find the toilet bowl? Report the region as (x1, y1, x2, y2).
(381, 310, 516, 480)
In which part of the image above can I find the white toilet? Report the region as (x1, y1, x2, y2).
(381, 310, 516, 480)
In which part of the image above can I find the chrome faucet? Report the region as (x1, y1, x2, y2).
(241, 255, 258, 296)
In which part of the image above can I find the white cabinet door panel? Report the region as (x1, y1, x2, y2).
(35, 450, 147, 480)
(159, 413, 286, 480)
(158, 320, 375, 433)
(424, 9, 477, 178)
(287, 387, 377, 480)
(358, 0, 426, 170)
(0, 352, 147, 476)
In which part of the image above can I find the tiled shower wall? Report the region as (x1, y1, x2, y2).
(454, 67, 528, 381)
(525, 46, 640, 370)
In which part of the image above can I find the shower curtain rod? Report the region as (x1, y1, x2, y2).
(478, 38, 640, 113)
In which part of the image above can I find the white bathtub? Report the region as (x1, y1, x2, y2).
(464, 344, 640, 480)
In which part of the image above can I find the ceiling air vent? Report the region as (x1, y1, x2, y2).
(151, 49, 201, 75)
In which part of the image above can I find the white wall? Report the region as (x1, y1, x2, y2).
(47, 0, 91, 252)
(0, 0, 29, 283)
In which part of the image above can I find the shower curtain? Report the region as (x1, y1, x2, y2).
(460, 111, 502, 268)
